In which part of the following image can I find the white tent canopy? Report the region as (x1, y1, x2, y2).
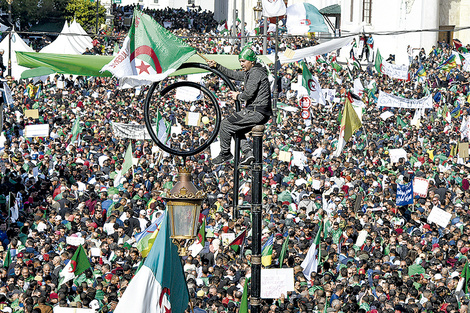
(70, 19, 93, 48)
(0, 31, 34, 80)
(40, 21, 92, 55)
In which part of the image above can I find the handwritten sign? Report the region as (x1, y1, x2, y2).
(66, 236, 85, 246)
(261, 268, 295, 299)
(377, 91, 433, 109)
(459, 142, 469, 159)
(323, 89, 336, 103)
(220, 233, 235, 246)
(25, 124, 49, 137)
(413, 177, 429, 198)
(186, 112, 201, 127)
(396, 182, 413, 206)
(427, 207, 452, 228)
(382, 61, 409, 80)
(25, 109, 39, 119)
(175, 86, 202, 102)
(389, 148, 408, 164)
(278, 151, 292, 162)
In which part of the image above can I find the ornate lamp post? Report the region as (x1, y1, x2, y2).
(163, 166, 205, 256)
(253, 0, 262, 21)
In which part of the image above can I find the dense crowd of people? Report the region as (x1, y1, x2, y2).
(0, 5, 470, 313)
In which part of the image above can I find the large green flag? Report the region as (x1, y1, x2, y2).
(58, 245, 91, 287)
(121, 143, 133, 175)
(375, 49, 383, 74)
(101, 10, 196, 88)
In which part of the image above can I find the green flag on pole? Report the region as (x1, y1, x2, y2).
(101, 10, 196, 88)
(121, 142, 133, 175)
(240, 278, 249, 313)
(278, 235, 289, 268)
(58, 245, 91, 287)
(375, 49, 383, 74)
(70, 116, 81, 144)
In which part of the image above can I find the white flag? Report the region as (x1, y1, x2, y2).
(262, 0, 286, 18)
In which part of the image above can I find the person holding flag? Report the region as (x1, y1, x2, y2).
(206, 45, 272, 166)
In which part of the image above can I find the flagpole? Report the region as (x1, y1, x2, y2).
(362, 125, 369, 148)
(272, 17, 279, 126)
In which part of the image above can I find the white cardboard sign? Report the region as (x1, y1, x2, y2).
(427, 207, 452, 228)
(413, 177, 429, 198)
(261, 268, 295, 299)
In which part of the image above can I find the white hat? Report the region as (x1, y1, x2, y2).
(434, 273, 443, 280)
(139, 210, 146, 216)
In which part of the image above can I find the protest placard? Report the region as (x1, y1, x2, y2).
(261, 268, 295, 299)
(66, 236, 85, 246)
(278, 151, 292, 162)
(396, 182, 413, 206)
(380, 111, 394, 120)
(381, 61, 409, 80)
(220, 233, 235, 246)
(413, 177, 429, 198)
(292, 151, 306, 167)
(186, 112, 201, 126)
(25, 109, 39, 119)
(377, 91, 432, 109)
(175, 86, 202, 102)
(389, 148, 408, 163)
(284, 48, 295, 59)
(25, 124, 49, 137)
(459, 142, 469, 159)
(427, 207, 452, 228)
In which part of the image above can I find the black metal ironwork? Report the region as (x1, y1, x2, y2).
(143, 62, 242, 219)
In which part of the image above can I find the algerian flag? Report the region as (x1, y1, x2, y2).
(101, 10, 195, 88)
(114, 212, 189, 313)
(70, 116, 81, 144)
(301, 222, 322, 279)
(333, 93, 362, 157)
(286, 3, 328, 35)
(262, 0, 286, 17)
(156, 109, 171, 144)
(301, 61, 325, 105)
(58, 245, 91, 287)
(353, 78, 364, 98)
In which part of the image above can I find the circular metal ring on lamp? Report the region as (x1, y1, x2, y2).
(144, 80, 221, 157)
(144, 62, 241, 157)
